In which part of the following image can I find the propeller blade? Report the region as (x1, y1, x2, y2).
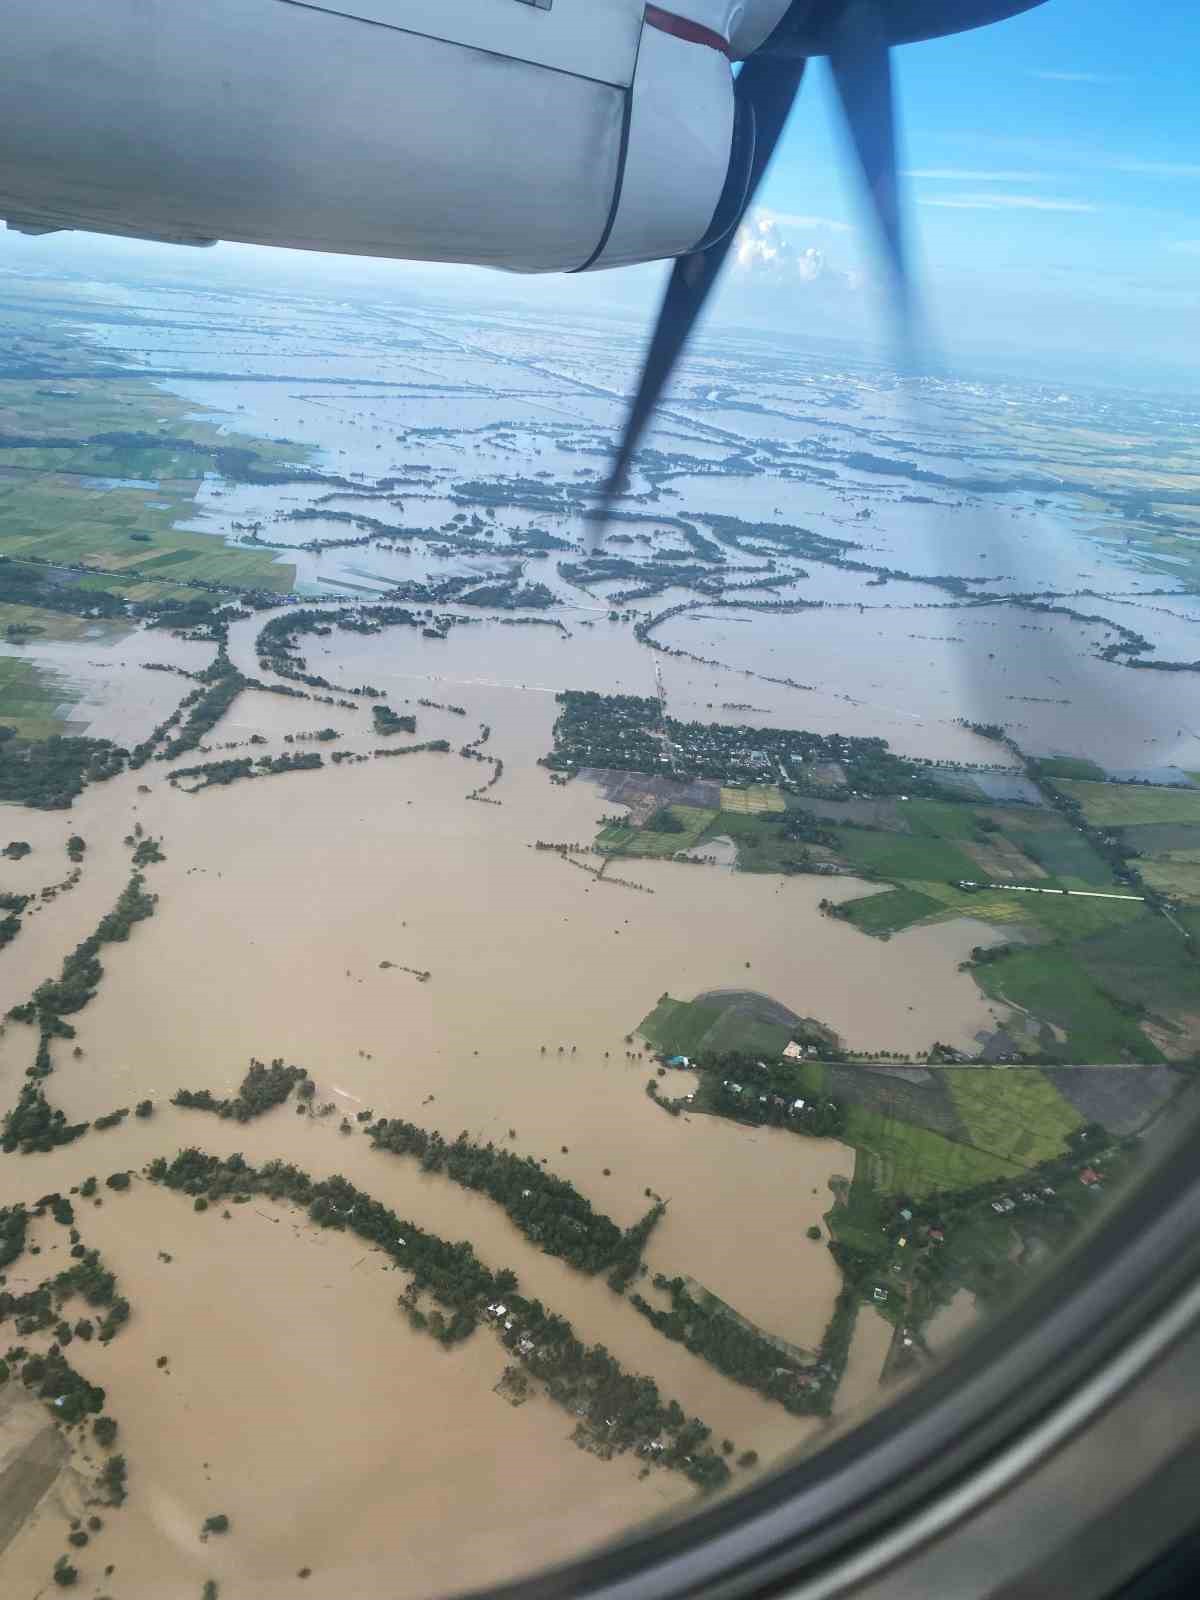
(827, 2, 910, 329)
(592, 53, 806, 540)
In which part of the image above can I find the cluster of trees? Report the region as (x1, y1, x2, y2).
(0, 890, 27, 951)
(0, 733, 126, 809)
(372, 705, 417, 736)
(173, 750, 324, 790)
(0, 555, 128, 620)
(3, 1343, 106, 1426)
(543, 691, 937, 800)
(173, 1059, 312, 1122)
(8, 871, 157, 1038)
(630, 1276, 829, 1414)
(780, 808, 839, 849)
(2, 872, 157, 1150)
(698, 1051, 848, 1136)
(373, 739, 450, 759)
(543, 692, 663, 774)
(148, 1148, 728, 1489)
(255, 605, 418, 691)
(369, 1118, 663, 1283)
(458, 579, 555, 609)
(0, 1203, 29, 1269)
(160, 651, 249, 760)
(0, 1083, 89, 1154)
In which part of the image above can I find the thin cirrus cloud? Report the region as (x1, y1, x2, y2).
(1031, 70, 1117, 83)
(903, 169, 1049, 182)
(760, 210, 853, 233)
(920, 193, 1097, 213)
(1108, 159, 1200, 178)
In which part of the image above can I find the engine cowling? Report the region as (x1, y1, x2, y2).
(0, 0, 791, 272)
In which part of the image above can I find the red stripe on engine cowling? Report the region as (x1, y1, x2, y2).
(644, 4, 733, 58)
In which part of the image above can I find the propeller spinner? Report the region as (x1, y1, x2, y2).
(596, 0, 1047, 530)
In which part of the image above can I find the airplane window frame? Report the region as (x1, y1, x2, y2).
(474, 1104, 1200, 1600)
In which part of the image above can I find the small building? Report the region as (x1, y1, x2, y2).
(782, 1041, 804, 1061)
(667, 1055, 690, 1068)
(873, 1286, 888, 1303)
(928, 1226, 945, 1243)
(1079, 1167, 1102, 1187)
(899, 1207, 913, 1222)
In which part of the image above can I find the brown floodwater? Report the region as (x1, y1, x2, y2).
(0, 615, 1003, 1594)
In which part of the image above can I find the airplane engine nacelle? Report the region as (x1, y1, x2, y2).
(0, 0, 792, 273)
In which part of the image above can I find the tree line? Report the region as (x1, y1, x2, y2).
(147, 1148, 731, 1490)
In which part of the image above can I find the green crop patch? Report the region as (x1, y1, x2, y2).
(1140, 859, 1200, 903)
(941, 1069, 1082, 1164)
(0, 655, 71, 738)
(973, 944, 1164, 1063)
(605, 803, 719, 857)
(838, 886, 943, 936)
(843, 1105, 1021, 1195)
(1074, 916, 1200, 1019)
(1038, 756, 1105, 780)
(833, 826, 983, 884)
(1060, 781, 1200, 828)
(637, 996, 724, 1057)
(699, 1009, 792, 1059)
(1004, 825, 1116, 887)
(698, 809, 840, 875)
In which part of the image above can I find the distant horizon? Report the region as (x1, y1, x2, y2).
(3, 229, 1196, 400)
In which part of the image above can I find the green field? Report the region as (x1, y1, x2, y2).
(697, 809, 822, 874)
(1060, 780, 1200, 827)
(0, 371, 303, 604)
(839, 886, 944, 936)
(833, 825, 982, 883)
(1073, 916, 1200, 1019)
(843, 1104, 1022, 1195)
(637, 993, 794, 1059)
(1141, 859, 1200, 903)
(974, 941, 1165, 1063)
(0, 602, 127, 645)
(0, 656, 70, 738)
(597, 804, 718, 857)
(1004, 823, 1116, 887)
(1038, 756, 1105, 780)
(941, 1069, 1082, 1163)
(719, 784, 785, 813)
(0, 476, 294, 597)
(638, 996, 726, 1056)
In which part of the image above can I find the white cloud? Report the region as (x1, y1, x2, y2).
(904, 169, 1049, 182)
(1109, 159, 1200, 178)
(1032, 70, 1116, 84)
(730, 212, 858, 289)
(754, 209, 852, 234)
(921, 194, 1097, 213)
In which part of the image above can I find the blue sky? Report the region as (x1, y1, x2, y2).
(739, 0, 1200, 380)
(1, 0, 1194, 385)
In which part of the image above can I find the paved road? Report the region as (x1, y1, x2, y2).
(958, 881, 1144, 902)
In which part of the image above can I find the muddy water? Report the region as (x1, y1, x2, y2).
(3, 376, 1083, 1598)
(0, 1184, 693, 1600)
(836, 1308, 895, 1420)
(656, 602, 1200, 769)
(0, 610, 1010, 1590)
(925, 1289, 980, 1354)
